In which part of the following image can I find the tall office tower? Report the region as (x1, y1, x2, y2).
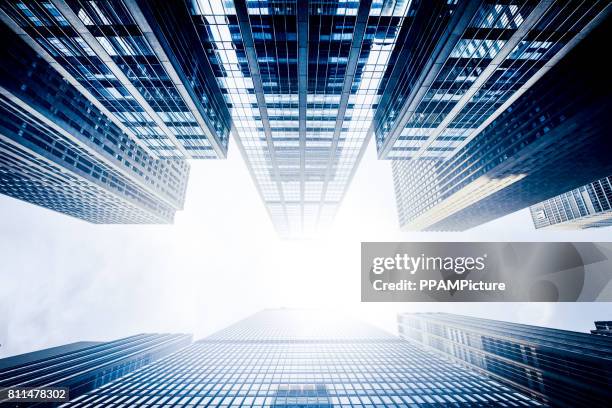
(530, 176, 612, 229)
(391, 12, 612, 231)
(66, 309, 542, 407)
(0, 0, 231, 159)
(591, 321, 612, 336)
(137, 0, 416, 237)
(0, 333, 191, 406)
(398, 313, 612, 408)
(374, 0, 610, 160)
(0, 26, 190, 224)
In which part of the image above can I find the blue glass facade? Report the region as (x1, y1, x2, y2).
(63, 310, 542, 407)
(0, 333, 191, 407)
(398, 313, 612, 408)
(0, 25, 190, 224)
(0, 0, 231, 159)
(141, 0, 413, 237)
(530, 175, 612, 229)
(391, 14, 612, 231)
(374, 0, 610, 160)
(0, 342, 102, 371)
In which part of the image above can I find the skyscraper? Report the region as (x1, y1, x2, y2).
(0, 333, 191, 406)
(398, 313, 612, 408)
(139, 0, 417, 237)
(63, 309, 542, 407)
(0, 0, 231, 159)
(390, 11, 612, 231)
(0, 25, 190, 224)
(374, 0, 610, 160)
(530, 175, 612, 229)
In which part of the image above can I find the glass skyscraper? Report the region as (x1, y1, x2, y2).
(138, 0, 416, 237)
(390, 12, 612, 231)
(0, 0, 231, 159)
(374, 0, 609, 160)
(0, 333, 191, 406)
(0, 24, 190, 224)
(62, 309, 542, 407)
(398, 313, 612, 408)
(530, 175, 612, 229)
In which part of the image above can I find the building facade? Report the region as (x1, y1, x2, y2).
(0, 333, 191, 407)
(0, 25, 190, 224)
(391, 11, 612, 231)
(64, 309, 542, 407)
(139, 0, 420, 237)
(0, 0, 231, 159)
(374, 0, 610, 160)
(398, 313, 612, 408)
(530, 176, 612, 229)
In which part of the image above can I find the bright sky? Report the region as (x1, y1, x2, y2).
(0, 140, 610, 358)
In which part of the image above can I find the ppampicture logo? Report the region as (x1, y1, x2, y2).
(371, 253, 488, 275)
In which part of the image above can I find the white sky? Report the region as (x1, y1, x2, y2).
(0, 140, 610, 358)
